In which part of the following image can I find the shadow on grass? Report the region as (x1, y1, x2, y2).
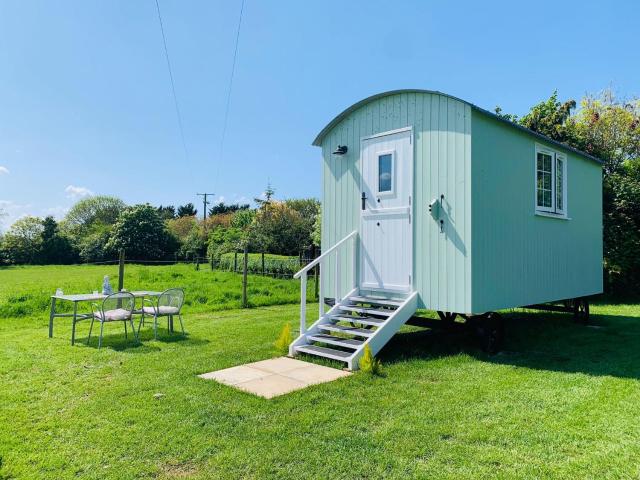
(378, 308, 640, 380)
(77, 331, 208, 352)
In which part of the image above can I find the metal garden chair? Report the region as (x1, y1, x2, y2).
(137, 288, 185, 339)
(88, 292, 137, 348)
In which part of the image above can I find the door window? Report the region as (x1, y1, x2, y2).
(378, 152, 393, 193)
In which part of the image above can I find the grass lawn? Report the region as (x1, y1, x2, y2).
(2, 266, 640, 478)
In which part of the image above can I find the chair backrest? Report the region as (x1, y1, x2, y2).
(158, 288, 185, 311)
(102, 292, 135, 313)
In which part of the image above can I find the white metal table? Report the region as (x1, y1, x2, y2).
(48, 291, 162, 345)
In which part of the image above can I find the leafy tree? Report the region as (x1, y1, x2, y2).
(105, 204, 179, 260)
(254, 183, 275, 208)
(285, 198, 320, 250)
(177, 203, 197, 217)
(311, 208, 321, 247)
(253, 200, 307, 255)
(208, 202, 250, 216)
(156, 205, 176, 220)
(518, 91, 577, 143)
(1, 216, 44, 264)
(62, 195, 126, 236)
(38, 216, 78, 264)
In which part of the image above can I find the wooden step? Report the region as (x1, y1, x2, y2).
(329, 315, 385, 327)
(307, 334, 363, 349)
(339, 306, 393, 317)
(295, 344, 352, 362)
(318, 324, 374, 337)
(348, 296, 403, 308)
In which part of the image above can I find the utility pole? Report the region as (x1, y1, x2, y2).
(196, 193, 215, 224)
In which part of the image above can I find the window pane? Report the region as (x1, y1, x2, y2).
(556, 158, 564, 211)
(378, 154, 392, 192)
(536, 152, 553, 209)
(544, 190, 552, 208)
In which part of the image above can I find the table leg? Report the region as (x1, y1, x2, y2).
(71, 301, 78, 346)
(49, 298, 56, 338)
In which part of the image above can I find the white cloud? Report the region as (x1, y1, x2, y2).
(0, 200, 32, 231)
(214, 195, 226, 203)
(65, 185, 94, 199)
(0, 166, 9, 175)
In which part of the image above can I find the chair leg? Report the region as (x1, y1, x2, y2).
(124, 320, 128, 339)
(87, 317, 95, 345)
(178, 314, 185, 336)
(168, 315, 171, 334)
(98, 321, 104, 349)
(153, 315, 158, 340)
(129, 318, 139, 343)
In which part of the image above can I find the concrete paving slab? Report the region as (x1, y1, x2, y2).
(281, 364, 351, 385)
(234, 374, 306, 399)
(198, 365, 271, 385)
(199, 357, 352, 398)
(247, 357, 312, 374)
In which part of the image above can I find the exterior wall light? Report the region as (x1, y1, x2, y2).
(332, 145, 348, 155)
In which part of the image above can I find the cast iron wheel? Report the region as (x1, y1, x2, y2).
(475, 312, 505, 354)
(573, 298, 590, 324)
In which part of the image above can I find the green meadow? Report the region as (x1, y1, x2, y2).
(1, 265, 640, 479)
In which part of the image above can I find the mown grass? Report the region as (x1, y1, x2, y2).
(0, 264, 313, 318)
(1, 266, 640, 478)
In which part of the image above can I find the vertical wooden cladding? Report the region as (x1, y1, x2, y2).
(320, 92, 472, 313)
(471, 112, 603, 312)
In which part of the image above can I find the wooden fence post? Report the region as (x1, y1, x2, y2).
(118, 249, 125, 292)
(210, 254, 214, 271)
(234, 252, 238, 272)
(242, 244, 249, 308)
(261, 252, 265, 276)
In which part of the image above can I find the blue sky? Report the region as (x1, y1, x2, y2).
(0, 0, 637, 229)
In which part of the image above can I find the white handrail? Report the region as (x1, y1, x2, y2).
(294, 230, 358, 335)
(293, 231, 357, 279)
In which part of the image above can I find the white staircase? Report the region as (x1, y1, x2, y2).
(289, 231, 418, 370)
(290, 290, 417, 370)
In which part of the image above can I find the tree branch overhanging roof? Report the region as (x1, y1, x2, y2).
(312, 89, 602, 165)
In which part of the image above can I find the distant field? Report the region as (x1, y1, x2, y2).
(0, 264, 311, 318)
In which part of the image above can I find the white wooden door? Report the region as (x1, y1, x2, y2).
(360, 128, 413, 292)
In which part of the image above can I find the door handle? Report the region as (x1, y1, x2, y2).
(361, 192, 366, 210)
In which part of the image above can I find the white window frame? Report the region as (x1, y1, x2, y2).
(376, 149, 395, 197)
(535, 144, 567, 218)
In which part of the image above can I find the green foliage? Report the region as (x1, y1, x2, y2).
(274, 323, 293, 355)
(311, 208, 321, 247)
(105, 204, 179, 260)
(37, 216, 78, 264)
(218, 252, 299, 275)
(253, 201, 309, 255)
(177, 203, 197, 217)
(518, 90, 577, 143)
(358, 344, 382, 375)
(156, 205, 177, 220)
(208, 202, 250, 216)
(0, 216, 44, 264)
(61, 195, 126, 236)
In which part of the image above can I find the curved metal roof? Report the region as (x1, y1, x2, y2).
(312, 89, 602, 164)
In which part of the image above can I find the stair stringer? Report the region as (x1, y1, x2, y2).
(347, 291, 418, 370)
(288, 287, 358, 357)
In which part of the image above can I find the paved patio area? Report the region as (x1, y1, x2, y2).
(199, 357, 351, 398)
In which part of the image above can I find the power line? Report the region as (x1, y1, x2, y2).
(154, 0, 189, 163)
(214, 0, 245, 192)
